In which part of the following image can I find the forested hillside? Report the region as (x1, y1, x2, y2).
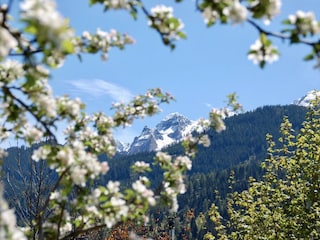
(1, 104, 307, 237)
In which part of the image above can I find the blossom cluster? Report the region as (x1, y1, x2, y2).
(132, 161, 151, 173)
(80, 181, 129, 229)
(20, 0, 74, 67)
(248, 36, 279, 67)
(0, 5, 17, 59)
(33, 144, 109, 186)
(249, 0, 281, 23)
(154, 152, 192, 212)
(287, 11, 320, 36)
(0, 185, 26, 240)
(46, 181, 129, 237)
(209, 108, 227, 133)
(224, 1, 248, 24)
(76, 28, 135, 60)
(112, 88, 174, 127)
(0, 27, 17, 60)
(200, 0, 281, 26)
(0, 60, 24, 85)
(149, 5, 186, 47)
(202, 0, 247, 25)
(132, 177, 156, 206)
(90, 0, 138, 11)
(103, 0, 132, 9)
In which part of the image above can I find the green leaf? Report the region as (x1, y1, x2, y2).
(260, 33, 268, 45)
(282, 19, 291, 25)
(177, 31, 187, 39)
(62, 39, 75, 54)
(24, 24, 37, 34)
(304, 53, 315, 61)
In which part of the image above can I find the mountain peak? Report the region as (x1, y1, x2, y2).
(294, 90, 320, 107)
(123, 112, 197, 154)
(162, 112, 186, 121)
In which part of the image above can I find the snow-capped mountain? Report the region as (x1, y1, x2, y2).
(123, 112, 198, 155)
(115, 90, 320, 154)
(115, 140, 130, 153)
(293, 90, 320, 107)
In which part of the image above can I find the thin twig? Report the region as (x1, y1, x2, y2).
(246, 18, 316, 46)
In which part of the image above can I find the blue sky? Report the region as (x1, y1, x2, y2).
(50, 0, 320, 143)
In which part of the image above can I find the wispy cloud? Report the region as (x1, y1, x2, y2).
(69, 79, 134, 103)
(204, 102, 212, 108)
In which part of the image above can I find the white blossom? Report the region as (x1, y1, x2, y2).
(288, 11, 320, 35)
(32, 146, 50, 162)
(132, 177, 156, 206)
(248, 38, 279, 65)
(60, 222, 72, 236)
(24, 125, 44, 143)
(151, 5, 174, 18)
(210, 108, 227, 132)
(50, 191, 61, 201)
(0, 185, 27, 240)
(0, 27, 17, 59)
(0, 148, 7, 159)
(56, 96, 82, 119)
(56, 147, 74, 165)
(70, 166, 87, 186)
(199, 134, 211, 147)
(0, 60, 24, 83)
(20, 0, 73, 47)
(155, 151, 172, 164)
(103, 196, 129, 228)
(34, 88, 57, 118)
(103, 0, 132, 9)
(77, 28, 135, 60)
(149, 5, 185, 41)
(107, 181, 121, 194)
(101, 161, 110, 174)
(223, 1, 247, 24)
(250, 0, 281, 22)
(133, 161, 150, 169)
(266, 0, 281, 18)
(93, 188, 102, 199)
(202, 7, 219, 25)
(175, 156, 192, 170)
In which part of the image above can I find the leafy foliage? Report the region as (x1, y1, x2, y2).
(206, 102, 320, 239)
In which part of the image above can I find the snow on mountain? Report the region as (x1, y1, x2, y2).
(293, 90, 320, 107)
(115, 90, 320, 154)
(115, 140, 130, 153)
(125, 112, 198, 154)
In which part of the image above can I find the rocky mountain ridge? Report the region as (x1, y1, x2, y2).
(116, 90, 320, 154)
(117, 112, 199, 154)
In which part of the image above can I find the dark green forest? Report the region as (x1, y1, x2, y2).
(1, 104, 307, 238)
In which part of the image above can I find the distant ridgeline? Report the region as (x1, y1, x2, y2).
(1, 105, 307, 237)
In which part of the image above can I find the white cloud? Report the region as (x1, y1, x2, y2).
(204, 102, 212, 108)
(69, 79, 134, 103)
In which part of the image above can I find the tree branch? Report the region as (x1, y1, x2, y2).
(246, 18, 316, 47)
(2, 86, 58, 142)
